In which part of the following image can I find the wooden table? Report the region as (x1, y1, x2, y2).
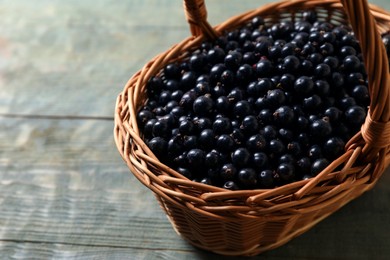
(1, 0, 389, 259)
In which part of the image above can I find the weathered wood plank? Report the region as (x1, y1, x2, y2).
(0, 0, 277, 117)
(0, 242, 243, 260)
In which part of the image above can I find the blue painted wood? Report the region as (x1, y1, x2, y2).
(0, 0, 389, 259)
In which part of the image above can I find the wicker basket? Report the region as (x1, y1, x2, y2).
(114, 0, 390, 256)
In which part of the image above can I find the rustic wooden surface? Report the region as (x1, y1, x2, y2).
(0, 0, 389, 259)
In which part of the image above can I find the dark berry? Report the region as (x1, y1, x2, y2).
(273, 106, 295, 126)
(296, 157, 311, 177)
(343, 55, 360, 71)
(338, 97, 356, 110)
(297, 132, 310, 148)
(231, 148, 251, 167)
(207, 47, 225, 64)
(152, 119, 170, 138)
(224, 51, 242, 70)
(143, 118, 157, 139)
(330, 72, 345, 89)
(189, 53, 206, 72)
(198, 129, 215, 150)
(148, 137, 168, 158)
(205, 150, 221, 168)
(314, 80, 330, 96)
(233, 100, 252, 118)
(339, 45, 357, 58)
(252, 152, 268, 169)
(269, 139, 285, 155)
(276, 163, 295, 182)
(382, 33, 390, 56)
(194, 81, 210, 95)
(213, 117, 232, 135)
(267, 89, 286, 107)
(346, 72, 365, 86)
(227, 88, 245, 103)
(171, 90, 184, 102)
(179, 119, 195, 135)
(220, 164, 237, 181)
(216, 134, 235, 153)
(302, 94, 322, 111)
(164, 63, 181, 79)
(215, 96, 231, 114)
(168, 135, 184, 157)
(309, 118, 332, 138)
(268, 45, 282, 60)
(314, 63, 331, 78)
(223, 181, 239, 190)
(257, 78, 274, 95)
(220, 70, 235, 87)
(258, 170, 274, 188)
(283, 55, 300, 73)
(180, 72, 197, 91)
(193, 117, 212, 132)
(351, 85, 370, 105)
(255, 59, 274, 77)
(303, 10, 317, 23)
(238, 168, 257, 187)
(287, 141, 302, 156)
(296, 116, 309, 130)
(323, 137, 345, 160)
(309, 53, 323, 65)
(193, 95, 214, 116)
(246, 134, 267, 152)
(240, 115, 259, 134)
(344, 105, 366, 127)
(137, 110, 155, 127)
(299, 60, 313, 75)
(308, 144, 323, 161)
(176, 167, 192, 179)
(323, 31, 336, 43)
(262, 125, 278, 140)
(279, 74, 295, 91)
(319, 42, 334, 56)
(180, 90, 197, 110)
(279, 154, 295, 164)
(200, 177, 212, 185)
(210, 63, 227, 84)
(243, 51, 257, 64)
(183, 135, 198, 150)
(187, 149, 206, 166)
(294, 76, 314, 96)
(278, 128, 294, 142)
(324, 107, 342, 122)
(255, 36, 273, 55)
(311, 158, 330, 176)
(258, 109, 273, 125)
(323, 56, 339, 69)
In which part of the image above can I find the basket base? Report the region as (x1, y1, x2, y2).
(156, 181, 377, 257)
(174, 212, 331, 257)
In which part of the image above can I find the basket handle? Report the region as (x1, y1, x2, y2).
(340, 0, 390, 160)
(294, 0, 390, 200)
(183, 0, 218, 39)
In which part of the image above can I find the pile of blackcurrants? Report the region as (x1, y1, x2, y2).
(136, 11, 386, 190)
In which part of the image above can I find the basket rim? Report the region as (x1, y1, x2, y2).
(114, 0, 390, 216)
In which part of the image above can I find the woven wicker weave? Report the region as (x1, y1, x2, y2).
(114, 0, 390, 256)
